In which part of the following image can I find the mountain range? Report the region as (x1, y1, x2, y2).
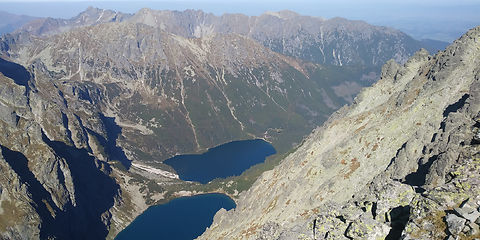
(16, 7, 448, 65)
(0, 7, 467, 239)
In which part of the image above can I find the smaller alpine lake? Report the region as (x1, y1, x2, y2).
(164, 139, 277, 184)
(115, 193, 236, 240)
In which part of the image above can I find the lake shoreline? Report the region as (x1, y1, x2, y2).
(164, 139, 276, 184)
(115, 193, 236, 240)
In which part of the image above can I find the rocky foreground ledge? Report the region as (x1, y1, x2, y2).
(199, 27, 480, 240)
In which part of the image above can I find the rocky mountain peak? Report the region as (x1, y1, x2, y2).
(130, 8, 160, 27)
(81, 6, 105, 16)
(17, 6, 131, 36)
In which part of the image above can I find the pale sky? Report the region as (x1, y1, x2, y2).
(1, 0, 479, 42)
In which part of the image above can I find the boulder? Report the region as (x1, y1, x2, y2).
(345, 215, 390, 239)
(446, 214, 466, 235)
(0, 102, 17, 126)
(454, 203, 480, 222)
(464, 222, 480, 236)
(446, 235, 458, 240)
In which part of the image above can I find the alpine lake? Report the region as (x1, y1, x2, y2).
(116, 139, 276, 240)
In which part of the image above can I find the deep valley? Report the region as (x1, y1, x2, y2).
(0, 5, 478, 240)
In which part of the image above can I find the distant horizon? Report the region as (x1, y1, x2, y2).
(0, 0, 479, 42)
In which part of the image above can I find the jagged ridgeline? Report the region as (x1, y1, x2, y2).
(18, 7, 442, 65)
(0, 7, 453, 240)
(200, 27, 480, 239)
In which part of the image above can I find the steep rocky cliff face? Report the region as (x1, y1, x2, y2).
(0, 58, 121, 239)
(200, 27, 480, 239)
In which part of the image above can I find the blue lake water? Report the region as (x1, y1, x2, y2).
(116, 139, 274, 239)
(164, 139, 276, 184)
(115, 193, 236, 240)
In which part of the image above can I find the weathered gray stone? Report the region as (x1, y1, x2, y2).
(454, 206, 480, 222)
(446, 214, 467, 235)
(473, 128, 480, 142)
(425, 150, 460, 187)
(446, 235, 458, 240)
(465, 222, 480, 236)
(0, 102, 17, 126)
(0, 73, 28, 107)
(345, 215, 390, 240)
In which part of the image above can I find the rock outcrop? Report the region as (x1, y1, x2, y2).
(199, 26, 480, 240)
(0, 62, 122, 239)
